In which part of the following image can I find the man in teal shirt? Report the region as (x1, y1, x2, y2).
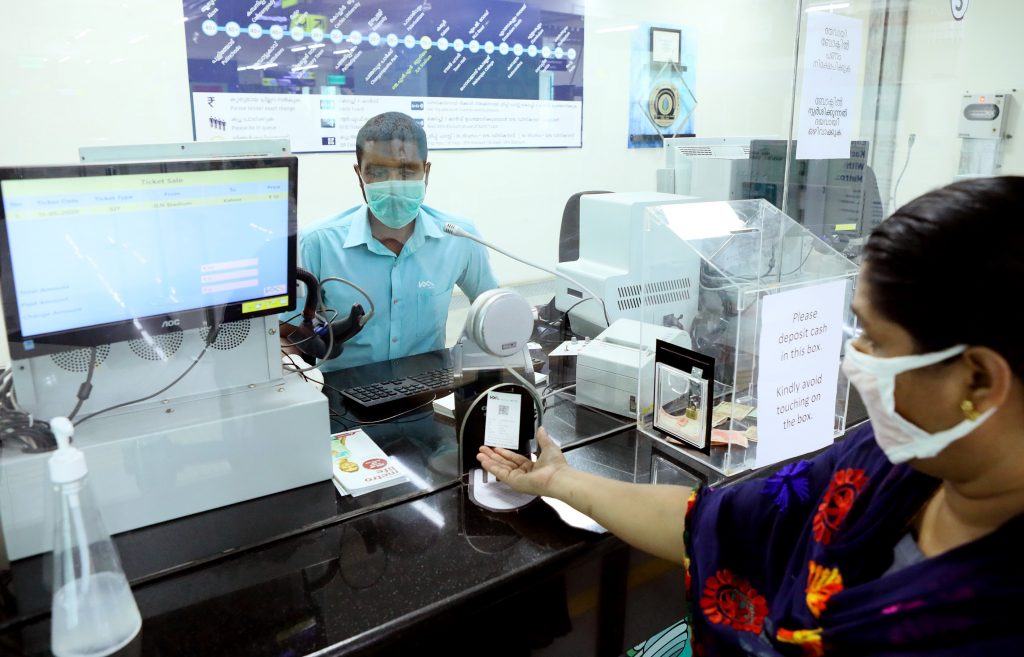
(290, 112, 498, 371)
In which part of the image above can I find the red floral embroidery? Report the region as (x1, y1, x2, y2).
(683, 488, 700, 597)
(777, 627, 824, 657)
(686, 488, 699, 515)
(805, 561, 843, 618)
(812, 468, 868, 544)
(699, 570, 769, 634)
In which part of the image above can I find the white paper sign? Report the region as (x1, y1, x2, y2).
(755, 280, 848, 467)
(795, 13, 862, 160)
(484, 391, 522, 450)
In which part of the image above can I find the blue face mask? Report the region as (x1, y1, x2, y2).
(363, 179, 426, 229)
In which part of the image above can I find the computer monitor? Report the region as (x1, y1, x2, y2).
(744, 140, 883, 252)
(0, 157, 297, 359)
(657, 136, 766, 200)
(555, 192, 701, 337)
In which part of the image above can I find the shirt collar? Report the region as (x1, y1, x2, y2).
(343, 207, 372, 249)
(343, 205, 444, 254)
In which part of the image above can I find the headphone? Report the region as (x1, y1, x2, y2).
(288, 268, 367, 361)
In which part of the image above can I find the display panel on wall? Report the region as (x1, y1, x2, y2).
(183, 0, 585, 152)
(628, 23, 696, 148)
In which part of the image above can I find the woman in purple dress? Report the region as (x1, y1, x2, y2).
(479, 176, 1024, 656)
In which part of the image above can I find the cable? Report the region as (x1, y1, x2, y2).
(891, 133, 916, 211)
(283, 309, 338, 348)
(780, 241, 817, 277)
(560, 296, 607, 339)
(0, 369, 55, 451)
(699, 243, 813, 291)
(319, 381, 351, 398)
(443, 222, 610, 327)
(280, 310, 304, 325)
(281, 310, 336, 374)
(0, 410, 54, 452)
(320, 277, 375, 326)
(335, 395, 438, 428)
(74, 325, 223, 427)
(67, 347, 98, 421)
(541, 383, 576, 400)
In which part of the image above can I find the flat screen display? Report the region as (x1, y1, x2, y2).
(0, 157, 297, 358)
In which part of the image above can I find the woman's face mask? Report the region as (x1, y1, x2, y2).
(841, 340, 996, 463)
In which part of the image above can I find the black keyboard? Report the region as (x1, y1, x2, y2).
(341, 367, 455, 420)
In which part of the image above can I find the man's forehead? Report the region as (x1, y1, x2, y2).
(361, 138, 422, 162)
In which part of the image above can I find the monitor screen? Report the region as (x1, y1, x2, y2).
(744, 140, 877, 246)
(0, 157, 297, 359)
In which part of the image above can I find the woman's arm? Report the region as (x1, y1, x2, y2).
(478, 428, 692, 564)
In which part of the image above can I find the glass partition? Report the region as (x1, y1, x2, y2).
(0, 0, 1019, 570)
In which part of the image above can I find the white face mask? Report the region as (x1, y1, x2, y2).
(841, 340, 996, 464)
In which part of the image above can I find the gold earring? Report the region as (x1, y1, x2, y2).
(960, 399, 980, 421)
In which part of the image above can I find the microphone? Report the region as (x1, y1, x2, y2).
(442, 223, 609, 325)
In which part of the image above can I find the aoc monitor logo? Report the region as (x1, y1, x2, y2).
(161, 319, 181, 328)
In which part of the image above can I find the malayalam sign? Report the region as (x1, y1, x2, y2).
(795, 12, 862, 160)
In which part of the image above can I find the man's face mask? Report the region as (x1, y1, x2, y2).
(841, 340, 996, 463)
(362, 179, 426, 229)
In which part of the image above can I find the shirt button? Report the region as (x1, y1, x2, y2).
(393, 299, 399, 305)
(392, 337, 398, 343)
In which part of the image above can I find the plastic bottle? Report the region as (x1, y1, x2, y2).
(48, 417, 142, 657)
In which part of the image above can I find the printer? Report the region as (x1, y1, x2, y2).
(576, 319, 692, 419)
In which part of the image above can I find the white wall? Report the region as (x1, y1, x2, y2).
(0, 0, 799, 280)
(892, 0, 1024, 206)
(0, 0, 801, 366)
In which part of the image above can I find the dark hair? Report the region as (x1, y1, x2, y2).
(863, 176, 1024, 376)
(355, 112, 428, 165)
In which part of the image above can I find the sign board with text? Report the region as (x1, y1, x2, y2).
(755, 279, 848, 467)
(795, 13, 862, 160)
(183, 0, 585, 151)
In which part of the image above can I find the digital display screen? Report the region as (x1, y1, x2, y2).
(0, 158, 296, 356)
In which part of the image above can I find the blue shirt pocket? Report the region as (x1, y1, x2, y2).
(415, 287, 452, 347)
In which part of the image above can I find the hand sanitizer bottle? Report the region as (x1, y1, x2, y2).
(48, 417, 142, 657)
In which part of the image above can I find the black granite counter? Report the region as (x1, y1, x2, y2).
(0, 429, 645, 657)
(0, 347, 644, 657)
(0, 345, 862, 657)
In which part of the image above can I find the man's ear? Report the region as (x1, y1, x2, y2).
(354, 163, 367, 202)
(424, 161, 431, 186)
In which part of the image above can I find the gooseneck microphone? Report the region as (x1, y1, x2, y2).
(442, 223, 609, 325)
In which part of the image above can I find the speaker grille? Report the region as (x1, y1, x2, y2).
(128, 330, 184, 361)
(200, 320, 251, 350)
(50, 345, 111, 373)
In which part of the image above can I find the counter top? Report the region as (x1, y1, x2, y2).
(0, 345, 862, 656)
(0, 345, 642, 657)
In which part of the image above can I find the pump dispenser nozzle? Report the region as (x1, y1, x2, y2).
(47, 417, 87, 484)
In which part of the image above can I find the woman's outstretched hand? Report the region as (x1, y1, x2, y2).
(476, 427, 568, 497)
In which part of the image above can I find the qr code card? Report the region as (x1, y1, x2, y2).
(484, 391, 522, 450)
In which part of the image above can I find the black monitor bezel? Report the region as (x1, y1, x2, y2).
(0, 156, 298, 360)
